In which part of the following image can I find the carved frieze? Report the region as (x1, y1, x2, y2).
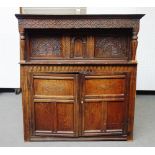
(26, 65, 136, 74)
(17, 18, 139, 34)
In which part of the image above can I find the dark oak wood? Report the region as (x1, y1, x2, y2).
(16, 14, 144, 141)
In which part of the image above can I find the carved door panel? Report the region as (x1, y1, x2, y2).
(81, 73, 129, 136)
(94, 29, 131, 60)
(70, 36, 87, 58)
(29, 73, 79, 137)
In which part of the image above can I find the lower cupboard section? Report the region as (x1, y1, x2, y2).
(31, 100, 128, 138)
(22, 67, 136, 141)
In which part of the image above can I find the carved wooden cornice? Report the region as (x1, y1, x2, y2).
(15, 14, 144, 33)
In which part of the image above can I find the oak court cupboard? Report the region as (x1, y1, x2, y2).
(16, 14, 144, 141)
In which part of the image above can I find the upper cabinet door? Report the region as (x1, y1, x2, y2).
(29, 73, 79, 137)
(81, 72, 130, 136)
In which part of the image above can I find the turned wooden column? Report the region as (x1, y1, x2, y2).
(19, 30, 26, 62)
(131, 28, 139, 60)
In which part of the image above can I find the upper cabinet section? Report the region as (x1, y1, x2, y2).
(26, 29, 132, 61)
(16, 14, 144, 64)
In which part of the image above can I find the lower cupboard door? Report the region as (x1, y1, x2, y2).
(81, 73, 129, 136)
(32, 101, 78, 137)
(81, 100, 127, 136)
(30, 73, 79, 137)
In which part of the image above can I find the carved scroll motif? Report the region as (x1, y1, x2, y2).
(31, 37, 62, 56)
(97, 84, 115, 91)
(43, 83, 65, 93)
(95, 37, 128, 58)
